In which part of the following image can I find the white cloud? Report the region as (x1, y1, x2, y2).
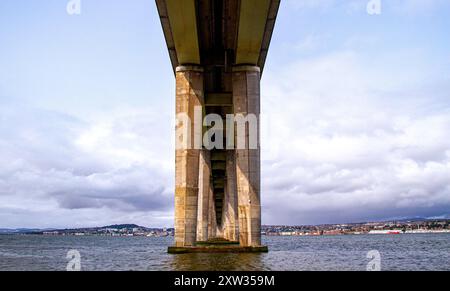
(1, 49, 449, 228)
(0, 106, 174, 228)
(1, 1, 450, 228)
(261, 50, 450, 225)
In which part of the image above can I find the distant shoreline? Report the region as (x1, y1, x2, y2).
(1, 231, 450, 238)
(1, 219, 449, 237)
(0, 229, 450, 238)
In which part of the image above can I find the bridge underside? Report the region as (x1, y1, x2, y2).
(156, 0, 279, 252)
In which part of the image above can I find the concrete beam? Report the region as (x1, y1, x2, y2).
(165, 0, 201, 65)
(157, 0, 280, 73)
(235, 0, 271, 65)
(205, 93, 233, 107)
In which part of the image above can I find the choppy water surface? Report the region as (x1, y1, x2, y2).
(0, 234, 448, 271)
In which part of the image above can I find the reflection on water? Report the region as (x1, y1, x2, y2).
(169, 253, 269, 271)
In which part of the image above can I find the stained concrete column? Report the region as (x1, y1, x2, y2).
(222, 151, 238, 242)
(196, 150, 211, 242)
(175, 65, 204, 247)
(232, 65, 261, 247)
(207, 183, 217, 239)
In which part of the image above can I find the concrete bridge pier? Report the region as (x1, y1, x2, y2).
(196, 149, 212, 242)
(174, 65, 204, 247)
(233, 65, 262, 247)
(157, 0, 279, 253)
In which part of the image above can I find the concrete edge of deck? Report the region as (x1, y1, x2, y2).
(168, 245, 269, 254)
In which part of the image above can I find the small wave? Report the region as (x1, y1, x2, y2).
(0, 251, 45, 259)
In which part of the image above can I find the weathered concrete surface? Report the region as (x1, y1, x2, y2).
(174, 66, 204, 247)
(173, 64, 263, 250)
(196, 150, 211, 242)
(233, 65, 262, 247)
(158, 0, 279, 253)
(222, 151, 239, 242)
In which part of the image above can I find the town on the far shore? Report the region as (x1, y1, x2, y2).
(2, 219, 449, 237)
(262, 219, 450, 236)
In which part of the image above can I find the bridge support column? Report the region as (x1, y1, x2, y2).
(197, 150, 212, 242)
(222, 151, 238, 242)
(174, 65, 204, 247)
(232, 65, 262, 247)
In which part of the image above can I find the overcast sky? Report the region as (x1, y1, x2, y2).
(1, 0, 450, 228)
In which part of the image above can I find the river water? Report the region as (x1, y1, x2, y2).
(0, 234, 448, 271)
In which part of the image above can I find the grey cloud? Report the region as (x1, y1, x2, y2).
(261, 51, 450, 225)
(0, 106, 174, 227)
(49, 168, 171, 212)
(2, 49, 450, 228)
